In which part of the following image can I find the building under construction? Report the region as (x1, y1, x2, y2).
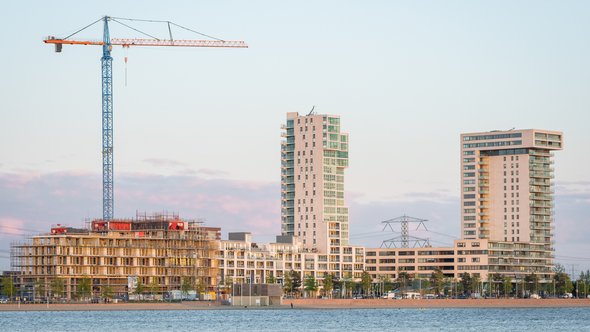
(10, 213, 220, 300)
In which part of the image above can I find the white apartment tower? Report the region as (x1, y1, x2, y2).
(281, 112, 350, 254)
(460, 129, 563, 251)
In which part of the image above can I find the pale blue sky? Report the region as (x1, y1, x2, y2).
(1, 1, 589, 272)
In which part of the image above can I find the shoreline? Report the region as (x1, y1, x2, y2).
(1, 298, 590, 311)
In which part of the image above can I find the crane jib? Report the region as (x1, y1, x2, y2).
(44, 38, 247, 48)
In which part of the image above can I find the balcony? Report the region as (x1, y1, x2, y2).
(531, 165, 554, 172)
(529, 186, 554, 194)
(530, 172, 553, 179)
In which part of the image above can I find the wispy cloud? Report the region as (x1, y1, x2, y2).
(197, 168, 229, 177)
(0, 217, 26, 236)
(143, 158, 188, 168)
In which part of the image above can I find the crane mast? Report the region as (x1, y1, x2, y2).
(45, 16, 247, 221)
(101, 17, 114, 221)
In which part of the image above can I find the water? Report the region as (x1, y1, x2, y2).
(1, 308, 590, 331)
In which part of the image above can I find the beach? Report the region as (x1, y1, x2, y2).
(1, 298, 590, 311)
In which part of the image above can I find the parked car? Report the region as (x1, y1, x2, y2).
(529, 294, 541, 299)
(382, 292, 396, 299)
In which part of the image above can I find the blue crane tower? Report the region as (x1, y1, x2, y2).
(101, 17, 114, 220)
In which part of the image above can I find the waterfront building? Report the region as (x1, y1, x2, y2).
(460, 129, 562, 280)
(281, 112, 350, 253)
(365, 240, 489, 281)
(219, 233, 365, 287)
(7, 122, 565, 299)
(10, 214, 220, 300)
(460, 129, 562, 244)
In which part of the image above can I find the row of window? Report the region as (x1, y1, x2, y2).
(463, 140, 522, 149)
(463, 133, 522, 141)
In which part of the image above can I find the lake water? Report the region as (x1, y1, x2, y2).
(1, 308, 590, 331)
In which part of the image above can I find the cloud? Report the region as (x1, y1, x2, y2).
(0, 217, 27, 236)
(0, 171, 588, 272)
(0, 171, 280, 271)
(555, 180, 590, 196)
(197, 168, 229, 177)
(143, 158, 188, 168)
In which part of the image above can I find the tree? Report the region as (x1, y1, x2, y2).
(578, 270, 590, 298)
(420, 279, 431, 295)
(430, 269, 444, 295)
(323, 273, 334, 298)
(303, 275, 318, 298)
(283, 272, 293, 294)
(489, 273, 503, 297)
(181, 277, 193, 298)
(397, 272, 411, 296)
(471, 275, 481, 294)
(266, 274, 277, 284)
(291, 270, 302, 296)
(361, 271, 372, 296)
(50, 278, 65, 299)
(149, 277, 160, 297)
(460, 272, 472, 295)
(524, 272, 540, 295)
(195, 278, 206, 295)
(78, 276, 92, 300)
(502, 277, 513, 298)
(553, 265, 573, 296)
(1, 276, 16, 299)
(382, 275, 393, 293)
(134, 278, 145, 300)
(34, 279, 46, 301)
(101, 285, 114, 300)
(223, 275, 233, 295)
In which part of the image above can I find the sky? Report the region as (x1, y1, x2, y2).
(1, 1, 589, 274)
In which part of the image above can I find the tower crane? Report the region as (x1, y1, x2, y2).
(45, 16, 247, 221)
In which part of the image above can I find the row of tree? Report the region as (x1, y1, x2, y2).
(0, 276, 208, 301)
(278, 270, 374, 298)
(255, 265, 580, 298)
(2, 265, 584, 301)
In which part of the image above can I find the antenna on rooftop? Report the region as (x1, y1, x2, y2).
(307, 105, 316, 116)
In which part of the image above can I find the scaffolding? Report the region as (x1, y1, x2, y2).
(9, 214, 220, 300)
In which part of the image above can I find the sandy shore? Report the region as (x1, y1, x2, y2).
(287, 298, 590, 309)
(1, 298, 590, 311)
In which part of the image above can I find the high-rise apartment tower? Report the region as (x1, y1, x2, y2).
(460, 129, 563, 251)
(281, 112, 349, 253)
